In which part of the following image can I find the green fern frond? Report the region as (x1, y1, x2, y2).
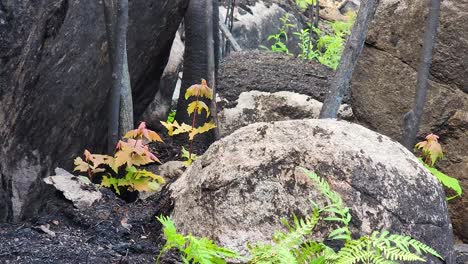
(332, 231, 442, 264)
(249, 208, 320, 264)
(183, 236, 238, 264)
(423, 163, 462, 200)
(156, 215, 239, 264)
(300, 168, 352, 241)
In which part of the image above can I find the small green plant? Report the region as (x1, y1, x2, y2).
(166, 109, 176, 123)
(74, 122, 165, 195)
(415, 133, 462, 200)
(156, 215, 240, 264)
(160, 79, 216, 166)
(295, 0, 316, 11)
(311, 14, 355, 70)
(262, 12, 355, 70)
(156, 168, 442, 263)
(260, 14, 295, 55)
(293, 28, 319, 61)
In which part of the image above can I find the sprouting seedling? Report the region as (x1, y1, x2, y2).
(161, 79, 216, 166)
(415, 133, 462, 200)
(415, 133, 443, 166)
(74, 122, 165, 195)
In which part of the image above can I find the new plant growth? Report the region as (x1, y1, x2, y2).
(262, 12, 355, 70)
(415, 133, 462, 200)
(74, 122, 165, 194)
(157, 168, 442, 263)
(167, 109, 176, 123)
(259, 14, 295, 55)
(161, 79, 216, 166)
(156, 215, 240, 264)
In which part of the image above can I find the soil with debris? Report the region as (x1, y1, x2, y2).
(217, 51, 346, 108)
(0, 134, 197, 264)
(0, 186, 177, 264)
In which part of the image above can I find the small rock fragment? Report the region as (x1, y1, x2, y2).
(43, 168, 102, 209)
(38, 224, 56, 237)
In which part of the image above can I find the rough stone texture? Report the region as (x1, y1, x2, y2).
(141, 31, 184, 129)
(218, 90, 353, 136)
(157, 161, 185, 180)
(0, 0, 188, 221)
(217, 51, 338, 104)
(220, 2, 304, 54)
(43, 168, 101, 209)
(351, 0, 468, 241)
(170, 119, 453, 262)
(455, 244, 468, 264)
(365, 0, 468, 93)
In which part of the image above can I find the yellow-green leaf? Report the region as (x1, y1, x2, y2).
(188, 121, 216, 140)
(185, 79, 213, 100)
(187, 100, 210, 117)
(74, 157, 89, 173)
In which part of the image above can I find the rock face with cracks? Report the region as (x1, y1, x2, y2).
(169, 119, 453, 262)
(351, 0, 468, 241)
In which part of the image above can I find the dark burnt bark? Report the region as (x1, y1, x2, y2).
(403, 0, 441, 150)
(319, 0, 379, 119)
(210, 0, 221, 140)
(175, 0, 215, 146)
(0, 0, 188, 222)
(103, 0, 132, 153)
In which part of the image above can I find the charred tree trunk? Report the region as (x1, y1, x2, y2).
(403, 0, 441, 150)
(314, 0, 319, 28)
(103, 0, 133, 153)
(319, 0, 379, 119)
(175, 0, 215, 146)
(210, 0, 221, 140)
(119, 48, 133, 137)
(0, 0, 188, 222)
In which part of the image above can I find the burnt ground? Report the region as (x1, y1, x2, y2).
(217, 51, 348, 108)
(0, 137, 186, 264)
(0, 185, 177, 264)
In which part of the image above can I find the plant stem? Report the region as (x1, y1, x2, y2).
(189, 96, 199, 160)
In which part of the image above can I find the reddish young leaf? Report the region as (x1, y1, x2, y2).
(415, 133, 443, 166)
(124, 122, 163, 143)
(185, 79, 213, 100)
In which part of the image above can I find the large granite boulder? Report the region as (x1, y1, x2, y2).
(218, 90, 353, 136)
(0, 0, 188, 221)
(169, 119, 454, 262)
(351, 0, 468, 240)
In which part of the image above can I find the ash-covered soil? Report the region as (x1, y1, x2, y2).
(217, 51, 346, 107)
(0, 135, 194, 264)
(0, 179, 175, 264)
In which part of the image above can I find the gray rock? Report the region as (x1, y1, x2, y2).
(351, 0, 468, 241)
(138, 161, 184, 201)
(220, 2, 304, 54)
(157, 161, 185, 180)
(218, 90, 353, 136)
(455, 244, 468, 264)
(43, 168, 101, 208)
(170, 119, 453, 262)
